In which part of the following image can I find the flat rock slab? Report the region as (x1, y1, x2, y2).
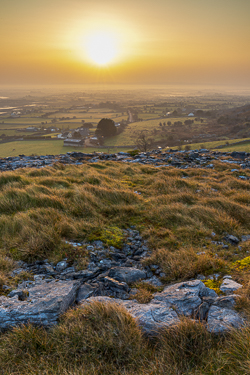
(153, 280, 217, 317)
(108, 267, 146, 284)
(207, 305, 244, 333)
(220, 279, 242, 294)
(81, 296, 180, 335)
(0, 280, 80, 330)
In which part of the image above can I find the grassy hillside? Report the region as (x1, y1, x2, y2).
(0, 160, 249, 374)
(216, 142, 250, 152)
(174, 138, 250, 152)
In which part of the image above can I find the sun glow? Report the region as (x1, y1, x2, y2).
(85, 31, 118, 66)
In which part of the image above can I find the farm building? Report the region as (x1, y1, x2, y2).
(63, 138, 85, 147)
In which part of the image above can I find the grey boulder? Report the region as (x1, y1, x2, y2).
(0, 280, 80, 330)
(220, 279, 242, 294)
(108, 267, 146, 284)
(153, 280, 216, 317)
(207, 305, 244, 333)
(223, 235, 240, 245)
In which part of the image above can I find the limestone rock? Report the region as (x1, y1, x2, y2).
(220, 279, 242, 294)
(213, 295, 239, 309)
(207, 305, 244, 333)
(108, 267, 146, 284)
(223, 235, 240, 245)
(153, 280, 215, 317)
(67, 269, 100, 280)
(103, 276, 130, 292)
(0, 280, 80, 330)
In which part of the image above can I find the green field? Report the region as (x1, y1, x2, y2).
(0, 140, 132, 157)
(177, 138, 250, 151)
(104, 117, 207, 147)
(215, 142, 250, 152)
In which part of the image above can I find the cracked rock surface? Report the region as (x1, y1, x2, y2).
(0, 280, 80, 330)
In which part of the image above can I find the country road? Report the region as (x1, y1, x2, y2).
(128, 110, 134, 123)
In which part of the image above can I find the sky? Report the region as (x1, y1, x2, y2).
(1, 0, 250, 86)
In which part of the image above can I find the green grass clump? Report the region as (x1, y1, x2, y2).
(99, 226, 124, 248)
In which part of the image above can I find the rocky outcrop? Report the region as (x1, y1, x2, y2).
(79, 280, 244, 335)
(0, 280, 80, 330)
(0, 274, 244, 334)
(0, 228, 246, 334)
(1, 149, 250, 172)
(153, 280, 217, 317)
(220, 278, 243, 295)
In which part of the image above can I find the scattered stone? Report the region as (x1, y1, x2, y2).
(0, 149, 249, 172)
(103, 276, 130, 293)
(238, 176, 248, 180)
(197, 274, 206, 280)
(213, 295, 238, 309)
(231, 151, 247, 160)
(56, 261, 68, 272)
(1, 225, 246, 336)
(241, 235, 250, 242)
(220, 279, 242, 294)
(223, 235, 240, 245)
(222, 275, 232, 280)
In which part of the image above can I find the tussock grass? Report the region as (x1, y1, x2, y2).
(0, 161, 249, 263)
(0, 301, 249, 375)
(0, 160, 249, 373)
(147, 247, 226, 282)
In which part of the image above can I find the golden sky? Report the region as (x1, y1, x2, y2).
(1, 0, 250, 86)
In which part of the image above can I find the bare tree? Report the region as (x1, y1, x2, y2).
(135, 131, 153, 152)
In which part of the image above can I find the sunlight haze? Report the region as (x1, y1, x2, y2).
(1, 0, 250, 86)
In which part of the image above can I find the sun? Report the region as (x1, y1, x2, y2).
(85, 31, 118, 66)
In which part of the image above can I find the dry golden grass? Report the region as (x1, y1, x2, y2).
(0, 160, 249, 373)
(0, 301, 249, 375)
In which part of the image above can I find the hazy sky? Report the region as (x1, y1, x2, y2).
(1, 0, 250, 86)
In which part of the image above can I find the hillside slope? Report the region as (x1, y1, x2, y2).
(0, 160, 249, 374)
